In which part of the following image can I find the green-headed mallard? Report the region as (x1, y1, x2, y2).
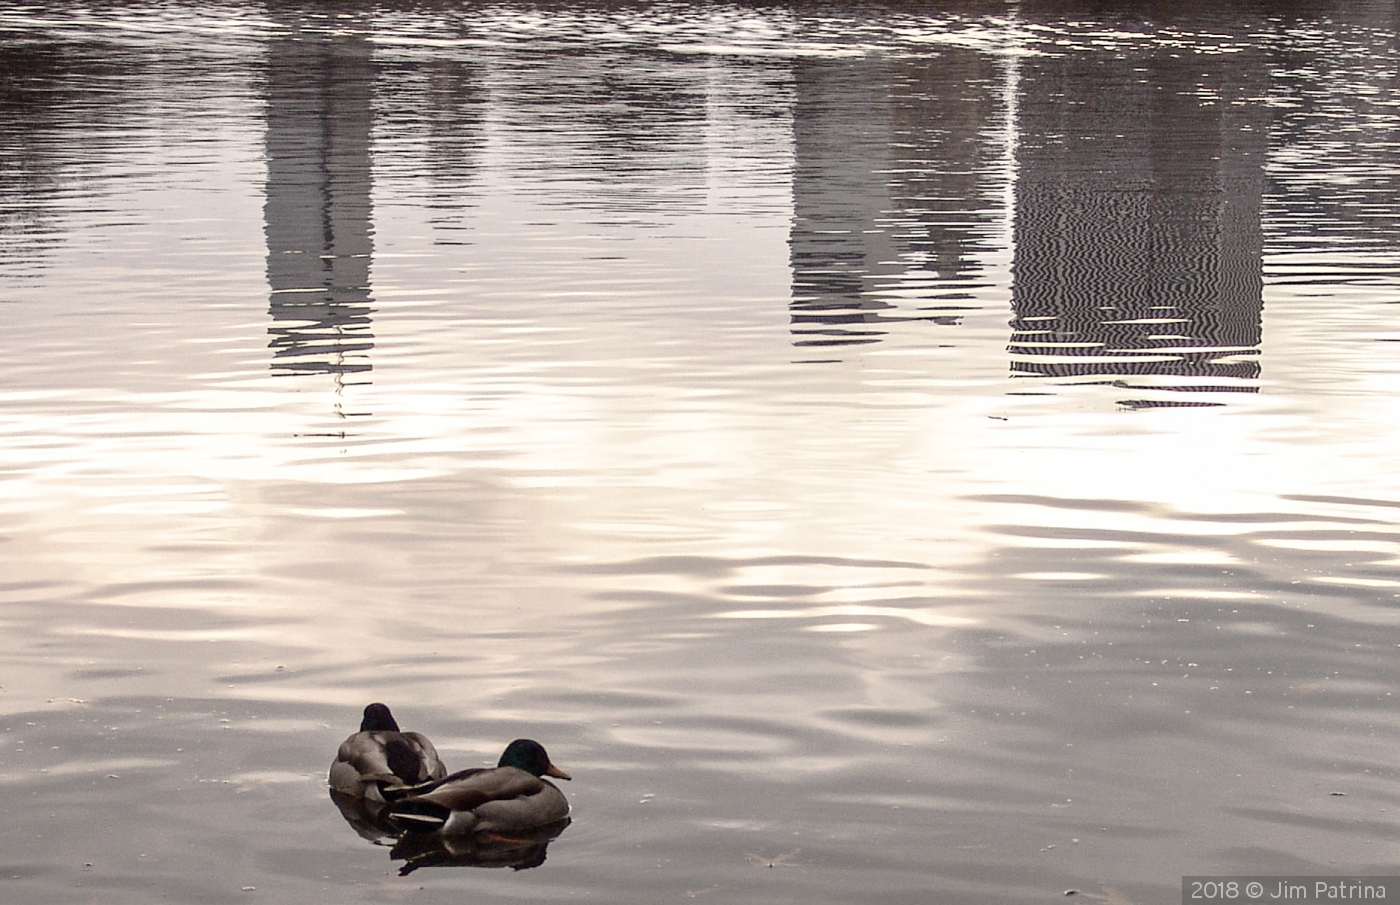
(386, 738, 571, 836)
(329, 703, 447, 802)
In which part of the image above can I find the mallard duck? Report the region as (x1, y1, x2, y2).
(386, 738, 571, 836)
(329, 703, 447, 802)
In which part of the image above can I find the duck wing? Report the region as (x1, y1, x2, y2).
(391, 732, 447, 783)
(332, 730, 447, 796)
(378, 764, 488, 799)
(388, 767, 555, 834)
(331, 731, 399, 792)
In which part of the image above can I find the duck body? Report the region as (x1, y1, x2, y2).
(329, 703, 447, 803)
(387, 738, 570, 836)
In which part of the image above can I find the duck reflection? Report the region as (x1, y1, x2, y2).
(390, 819, 570, 874)
(263, 10, 375, 390)
(331, 781, 571, 871)
(329, 787, 397, 843)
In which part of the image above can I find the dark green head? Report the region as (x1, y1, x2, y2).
(498, 738, 571, 780)
(360, 702, 401, 733)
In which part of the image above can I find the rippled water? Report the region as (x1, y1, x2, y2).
(3, 1, 1400, 902)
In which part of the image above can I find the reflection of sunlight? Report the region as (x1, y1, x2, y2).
(1120, 551, 1242, 565)
(93, 500, 229, 516)
(226, 771, 314, 787)
(57, 627, 273, 642)
(1314, 577, 1400, 589)
(715, 605, 976, 628)
(997, 536, 1137, 550)
(287, 507, 402, 519)
(1129, 589, 1260, 601)
(1012, 572, 1101, 581)
(1256, 539, 1400, 554)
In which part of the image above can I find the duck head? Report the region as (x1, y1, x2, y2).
(361, 702, 402, 733)
(499, 738, 571, 780)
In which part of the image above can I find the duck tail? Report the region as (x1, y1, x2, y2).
(388, 799, 452, 834)
(374, 776, 434, 802)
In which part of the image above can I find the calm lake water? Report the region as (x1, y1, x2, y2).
(3, 1, 1400, 902)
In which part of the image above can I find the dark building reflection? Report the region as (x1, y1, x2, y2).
(1009, 9, 1271, 402)
(788, 47, 1003, 353)
(789, 56, 896, 350)
(0, 39, 137, 271)
(374, 53, 486, 240)
(0, 43, 64, 270)
(1262, 1, 1400, 254)
(264, 12, 376, 387)
(484, 45, 710, 215)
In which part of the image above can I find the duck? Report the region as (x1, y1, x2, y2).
(385, 738, 571, 836)
(329, 703, 447, 802)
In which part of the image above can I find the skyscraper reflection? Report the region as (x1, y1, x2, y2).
(264, 12, 376, 390)
(788, 47, 1003, 353)
(1009, 13, 1270, 401)
(785, 11, 1272, 400)
(789, 55, 897, 350)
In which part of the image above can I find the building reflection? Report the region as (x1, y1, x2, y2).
(474, 42, 710, 214)
(264, 11, 376, 392)
(0, 40, 127, 271)
(1008, 10, 1270, 402)
(785, 12, 1276, 399)
(1263, 1, 1400, 254)
(788, 47, 1002, 353)
(789, 55, 896, 350)
(394, 55, 486, 238)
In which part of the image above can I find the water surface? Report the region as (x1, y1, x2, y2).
(2, 2, 1400, 903)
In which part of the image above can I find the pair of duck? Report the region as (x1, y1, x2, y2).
(330, 703, 571, 836)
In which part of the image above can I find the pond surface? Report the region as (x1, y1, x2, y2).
(3, 1, 1400, 902)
